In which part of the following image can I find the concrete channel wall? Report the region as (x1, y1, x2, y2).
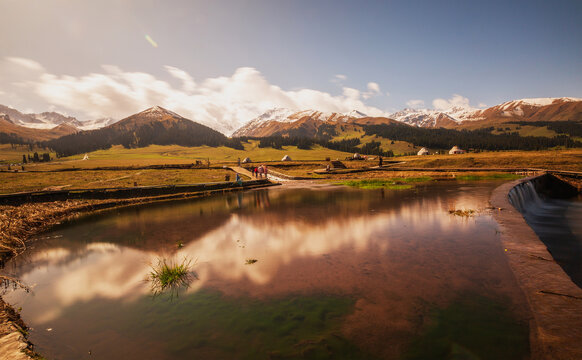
(491, 174, 582, 359)
(0, 179, 273, 205)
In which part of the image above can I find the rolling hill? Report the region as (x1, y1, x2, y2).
(44, 106, 242, 157)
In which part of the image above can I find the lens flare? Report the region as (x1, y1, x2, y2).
(145, 35, 158, 48)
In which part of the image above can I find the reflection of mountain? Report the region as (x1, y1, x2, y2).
(4, 183, 529, 360)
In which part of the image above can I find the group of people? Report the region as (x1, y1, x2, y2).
(252, 165, 268, 179)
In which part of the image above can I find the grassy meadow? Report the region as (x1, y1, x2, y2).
(0, 142, 581, 194)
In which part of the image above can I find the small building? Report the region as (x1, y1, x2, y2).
(281, 155, 292, 161)
(449, 146, 466, 155)
(242, 157, 252, 163)
(417, 148, 429, 156)
(352, 153, 363, 160)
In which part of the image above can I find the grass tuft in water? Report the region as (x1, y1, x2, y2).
(449, 209, 476, 217)
(148, 257, 196, 296)
(245, 258, 258, 265)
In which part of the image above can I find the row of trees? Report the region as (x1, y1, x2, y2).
(363, 123, 582, 151)
(45, 120, 244, 157)
(248, 136, 394, 156)
(22, 153, 51, 163)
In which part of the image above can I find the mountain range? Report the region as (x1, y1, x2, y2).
(233, 97, 582, 137)
(1, 97, 581, 144)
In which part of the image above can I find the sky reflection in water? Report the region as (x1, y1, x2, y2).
(3, 183, 529, 359)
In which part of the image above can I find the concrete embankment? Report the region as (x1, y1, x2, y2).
(491, 174, 582, 360)
(0, 179, 274, 205)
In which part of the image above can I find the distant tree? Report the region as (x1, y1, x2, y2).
(22, 155, 27, 164)
(42, 153, 51, 162)
(33, 152, 40, 162)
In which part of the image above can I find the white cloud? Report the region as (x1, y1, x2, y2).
(0, 57, 389, 135)
(406, 99, 425, 108)
(478, 102, 487, 108)
(165, 65, 196, 92)
(362, 81, 382, 99)
(432, 94, 473, 111)
(333, 74, 347, 81)
(5, 57, 45, 72)
(367, 82, 380, 93)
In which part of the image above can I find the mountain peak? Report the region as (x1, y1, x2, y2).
(139, 106, 181, 117)
(347, 110, 367, 118)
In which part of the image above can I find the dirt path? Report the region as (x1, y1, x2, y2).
(86, 171, 143, 185)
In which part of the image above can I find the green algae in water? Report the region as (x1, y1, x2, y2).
(403, 295, 529, 360)
(339, 179, 428, 190)
(114, 290, 371, 360)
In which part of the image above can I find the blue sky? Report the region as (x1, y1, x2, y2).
(0, 0, 580, 133)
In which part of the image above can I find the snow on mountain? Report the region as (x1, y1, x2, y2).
(77, 117, 119, 130)
(232, 108, 368, 137)
(134, 105, 185, 120)
(25, 111, 83, 129)
(388, 107, 472, 127)
(390, 97, 582, 127)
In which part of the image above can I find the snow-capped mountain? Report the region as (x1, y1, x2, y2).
(0, 104, 119, 130)
(24, 111, 83, 129)
(76, 117, 119, 130)
(232, 108, 368, 137)
(389, 97, 582, 128)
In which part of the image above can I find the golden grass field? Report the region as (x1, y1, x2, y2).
(0, 143, 581, 194)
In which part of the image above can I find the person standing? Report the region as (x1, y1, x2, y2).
(379, 156, 383, 167)
(258, 165, 264, 178)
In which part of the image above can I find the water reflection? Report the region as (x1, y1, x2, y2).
(3, 183, 529, 359)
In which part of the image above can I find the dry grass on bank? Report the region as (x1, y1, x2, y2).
(0, 168, 239, 194)
(395, 149, 582, 172)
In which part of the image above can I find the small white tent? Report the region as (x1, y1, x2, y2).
(352, 153, 363, 160)
(449, 146, 465, 155)
(242, 157, 252, 163)
(417, 148, 429, 156)
(281, 155, 292, 161)
(82, 154, 89, 160)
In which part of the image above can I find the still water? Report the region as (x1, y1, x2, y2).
(3, 182, 530, 359)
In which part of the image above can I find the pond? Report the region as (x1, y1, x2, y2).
(3, 182, 530, 360)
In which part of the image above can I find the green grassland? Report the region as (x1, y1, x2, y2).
(490, 124, 558, 137)
(331, 124, 418, 155)
(1, 142, 581, 195)
(0, 144, 57, 165)
(0, 141, 353, 171)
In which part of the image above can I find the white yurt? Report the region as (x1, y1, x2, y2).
(449, 146, 466, 155)
(352, 153, 362, 160)
(242, 157, 252, 163)
(281, 155, 292, 161)
(417, 148, 429, 156)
